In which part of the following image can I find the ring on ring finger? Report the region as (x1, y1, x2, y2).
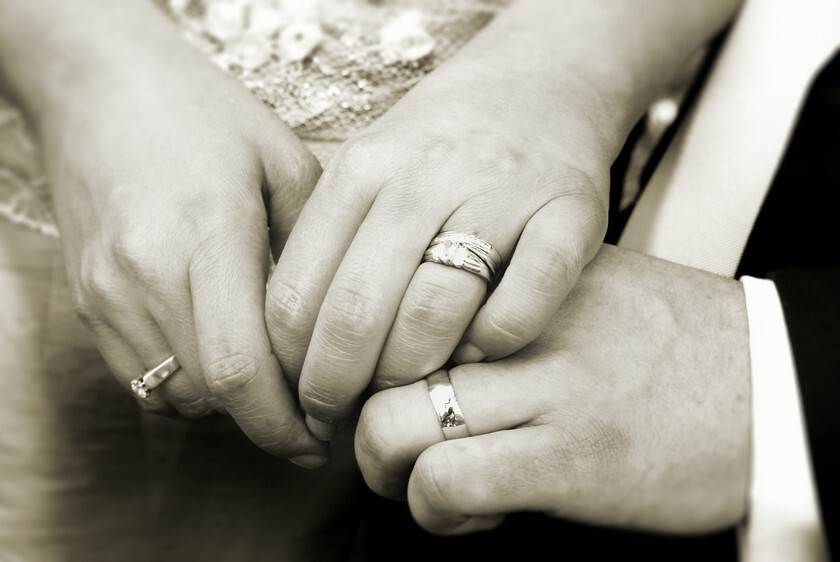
(130, 354, 181, 400)
(422, 231, 502, 284)
(426, 369, 470, 440)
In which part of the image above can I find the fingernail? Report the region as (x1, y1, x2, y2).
(452, 342, 486, 365)
(306, 414, 337, 441)
(289, 454, 329, 470)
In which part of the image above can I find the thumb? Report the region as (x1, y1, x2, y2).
(407, 427, 556, 536)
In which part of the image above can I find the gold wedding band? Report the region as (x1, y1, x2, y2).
(422, 231, 502, 284)
(130, 355, 181, 400)
(426, 369, 469, 440)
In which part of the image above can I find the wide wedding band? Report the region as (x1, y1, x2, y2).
(130, 355, 181, 400)
(426, 369, 469, 440)
(422, 231, 502, 284)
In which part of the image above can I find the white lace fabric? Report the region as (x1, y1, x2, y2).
(0, 0, 509, 237)
(0, 98, 58, 236)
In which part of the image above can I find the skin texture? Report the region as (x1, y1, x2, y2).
(355, 244, 752, 536)
(1, 0, 741, 465)
(0, 1, 326, 461)
(266, 0, 744, 446)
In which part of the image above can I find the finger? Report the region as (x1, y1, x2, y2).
(298, 193, 436, 438)
(355, 362, 548, 500)
(113, 312, 211, 417)
(374, 192, 546, 386)
(72, 255, 208, 414)
(87, 289, 212, 414)
(302, 182, 541, 434)
(453, 195, 605, 363)
(85, 319, 174, 415)
(373, 262, 486, 390)
(408, 427, 554, 535)
(259, 126, 322, 259)
(265, 150, 372, 385)
(354, 380, 442, 500)
(146, 296, 225, 416)
(191, 211, 328, 460)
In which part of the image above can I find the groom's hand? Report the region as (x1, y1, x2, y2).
(355, 244, 752, 535)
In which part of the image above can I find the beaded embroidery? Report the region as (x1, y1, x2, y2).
(164, 0, 510, 140)
(0, 0, 509, 236)
(0, 0, 687, 236)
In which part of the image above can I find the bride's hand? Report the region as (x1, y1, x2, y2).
(12, 1, 326, 461)
(264, 0, 738, 444)
(355, 244, 752, 535)
(265, 50, 611, 444)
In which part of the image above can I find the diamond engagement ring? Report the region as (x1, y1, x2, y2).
(426, 369, 469, 440)
(421, 231, 502, 284)
(130, 355, 181, 400)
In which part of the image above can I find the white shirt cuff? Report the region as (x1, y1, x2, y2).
(738, 276, 829, 562)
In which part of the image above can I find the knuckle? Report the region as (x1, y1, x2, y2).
(300, 150, 323, 181)
(284, 144, 323, 187)
(71, 293, 99, 329)
(415, 137, 459, 169)
(545, 166, 601, 197)
(78, 251, 115, 296)
(517, 244, 580, 300)
(265, 279, 313, 379)
(334, 133, 380, 168)
(399, 283, 465, 338)
(480, 305, 534, 349)
(322, 135, 382, 197)
(265, 278, 313, 337)
(413, 136, 525, 191)
(472, 145, 527, 182)
(550, 171, 609, 237)
(204, 350, 266, 396)
(318, 284, 388, 353)
(73, 260, 116, 329)
(110, 226, 157, 275)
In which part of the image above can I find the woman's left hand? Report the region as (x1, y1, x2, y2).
(265, 63, 612, 441)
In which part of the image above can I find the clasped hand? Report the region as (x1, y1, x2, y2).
(48, 53, 753, 539)
(47, 29, 610, 470)
(43, 41, 754, 540)
(265, 76, 610, 442)
(7, 0, 753, 541)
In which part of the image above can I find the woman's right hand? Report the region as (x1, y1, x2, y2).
(11, 1, 328, 463)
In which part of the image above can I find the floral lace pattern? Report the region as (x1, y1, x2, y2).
(0, 0, 509, 236)
(0, 0, 687, 237)
(166, 0, 510, 140)
(0, 98, 57, 237)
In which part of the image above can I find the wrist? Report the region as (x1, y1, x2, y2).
(0, 1, 194, 130)
(423, 0, 740, 165)
(405, 60, 618, 180)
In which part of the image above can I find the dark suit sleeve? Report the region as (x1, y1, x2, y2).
(769, 266, 840, 559)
